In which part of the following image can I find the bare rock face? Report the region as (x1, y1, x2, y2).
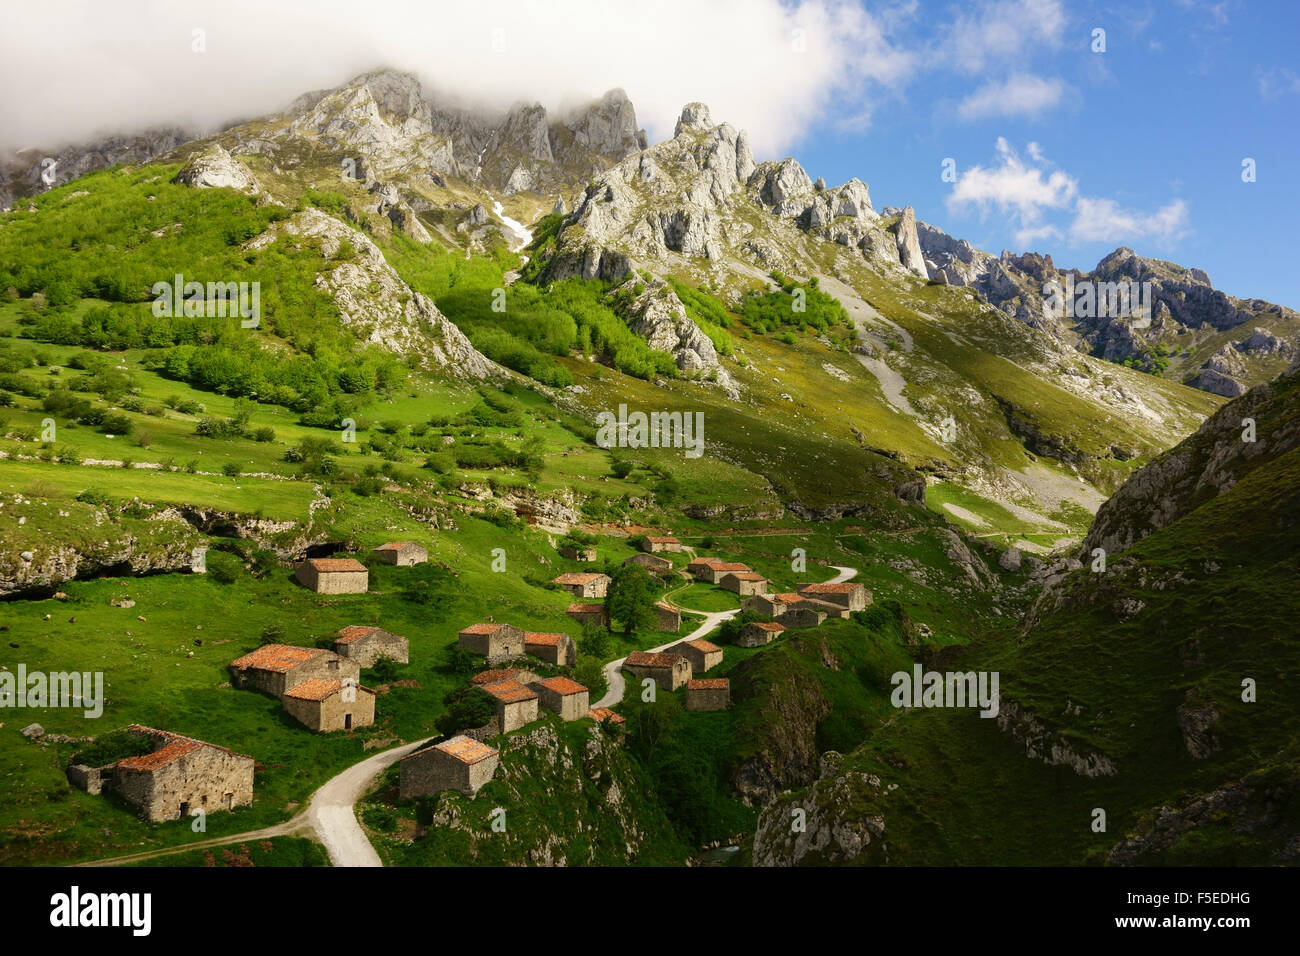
(288, 69, 457, 179)
(173, 144, 260, 195)
(674, 102, 714, 136)
(369, 181, 431, 242)
(894, 206, 928, 278)
(751, 753, 890, 866)
(552, 194, 567, 215)
(565, 88, 646, 157)
(620, 282, 717, 372)
(244, 208, 496, 378)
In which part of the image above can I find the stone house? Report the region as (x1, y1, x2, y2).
(399, 735, 498, 801)
(281, 677, 375, 732)
(530, 676, 589, 721)
(477, 679, 539, 732)
(567, 603, 609, 627)
(70, 725, 254, 822)
(588, 707, 626, 726)
(552, 572, 611, 599)
(559, 544, 598, 562)
(641, 536, 682, 553)
(372, 541, 427, 566)
(781, 606, 828, 630)
(653, 601, 681, 633)
(686, 557, 725, 580)
(719, 571, 769, 596)
(697, 561, 750, 584)
(524, 631, 576, 667)
(623, 651, 692, 691)
(743, 590, 790, 621)
(797, 581, 871, 612)
(799, 597, 852, 619)
(229, 644, 360, 698)
(295, 557, 369, 594)
(333, 625, 409, 667)
(685, 678, 731, 712)
(458, 622, 526, 662)
(670, 638, 723, 674)
(625, 552, 672, 573)
(739, 620, 786, 647)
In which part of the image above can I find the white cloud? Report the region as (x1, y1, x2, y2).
(1014, 223, 1061, 246)
(956, 74, 1064, 121)
(1257, 67, 1300, 99)
(0, 0, 916, 157)
(947, 137, 1077, 224)
(938, 0, 1067, 74)
(1069, 197, 1189, 243)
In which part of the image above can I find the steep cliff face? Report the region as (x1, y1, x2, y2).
(1081, 369, 1300, 559)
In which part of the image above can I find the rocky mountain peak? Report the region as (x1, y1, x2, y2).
(565, 88, 647, 156)
(674, 102, 714, 136)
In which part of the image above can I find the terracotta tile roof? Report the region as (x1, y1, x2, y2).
(536, 676, 587, 696)
(479, 679, 538, 704)
(460, 622, 504, 636)
(646, 536, 679, 543)
(116, 725, 251, 770)
(472, 667, 521, 685)
(567, 603, 605, 614)
(625, 651, 685, 669)
(751, 621, 786, 632)
(774, 592, 803, 603)
(687, 557, 725, 567)
(588, 707, 626, 724)
(283, 677, 345, 701)
(116, 739, 203, 771)
(553, 572, 607, 585)
(306, 558, 367, 573)
(654, 601, 678, 612)
(688, 679, 730, 690)
(409, 735, 497, 766)
(524, 632, 566, 646)
(725, 572, 767, 581)
(688, 639, 721, 653)
(335, 625, 380, 644)
(375, 542, 413, 551)
(800, 582, 861, 594)
(713, 562, 750, 572)
(230, 644, 324, 673)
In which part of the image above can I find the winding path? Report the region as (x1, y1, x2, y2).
(82, 562, 860, 868)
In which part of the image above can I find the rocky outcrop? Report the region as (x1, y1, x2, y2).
(173, 144, 261, 195)
(893, 206, 928, 278)
(245, 208, 497, 377)
(995, 699, 1118, 777)
(751, 752, 889, 866)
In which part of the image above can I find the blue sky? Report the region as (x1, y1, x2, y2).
(790, 0, 1300, 306)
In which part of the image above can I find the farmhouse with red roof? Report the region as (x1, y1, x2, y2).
(399, 735, 499, 800)
(333, 625, 409, 667)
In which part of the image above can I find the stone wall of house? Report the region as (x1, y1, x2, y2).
(376, 545, 426, 566)
(318, 689, 375, 731)
(460, 624, 525, 661)
(498, 697, 539, 732)
(738, 624, 780, 647)
(115, 747, 254, 822)
(313, 570, 368, 594)
(654, 605, 681, 632)
(67, 763, 106, 795)
(336, 632, 409, 667)
(624, 661, 690, 691)
(535, 686, 589, 721)
(686, 686, 730, 712)
(400, 746, 499, 800)
(781, 608, 827, 630)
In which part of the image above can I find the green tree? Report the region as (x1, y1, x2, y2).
(606, 563, 656, 635)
